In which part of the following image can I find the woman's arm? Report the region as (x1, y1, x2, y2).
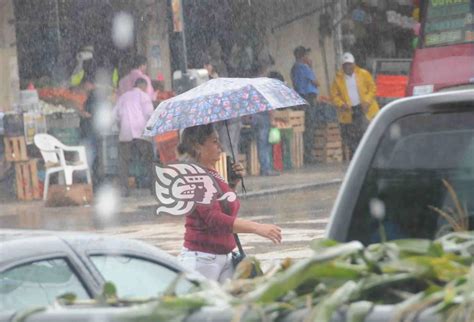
(233, 218, 282, 244)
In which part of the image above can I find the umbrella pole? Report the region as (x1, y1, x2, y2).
(224, 120, 246, 193)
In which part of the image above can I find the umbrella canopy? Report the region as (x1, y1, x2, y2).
(144, 77, 307, 136)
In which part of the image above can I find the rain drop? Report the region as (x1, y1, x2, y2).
(112, 12, 134, 49)
(370, 198, 386, 221)
(93, 101, 114, 135)
(390, 124, 401, 140)
(94, 184, 121, 224)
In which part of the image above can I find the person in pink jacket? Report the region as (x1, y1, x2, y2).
(117, 55, 154, 100)
(113, 78, 155, 197)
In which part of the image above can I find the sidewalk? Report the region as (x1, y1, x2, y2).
(239, 163, 347, 198)
(0, 163, 348, 217)
(121, 163, 347, 210)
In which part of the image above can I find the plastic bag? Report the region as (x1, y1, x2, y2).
(268, 127, 281, 144)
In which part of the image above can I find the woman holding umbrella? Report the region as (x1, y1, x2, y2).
(177, 124, 282, 283)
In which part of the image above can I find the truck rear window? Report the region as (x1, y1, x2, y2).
(423, 0, 474, 47)
(348, 110, 474, 244)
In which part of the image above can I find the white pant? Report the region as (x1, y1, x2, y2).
(178, 248, 234, 283)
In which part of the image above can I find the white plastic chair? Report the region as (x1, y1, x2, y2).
(34, 133, 92, 200)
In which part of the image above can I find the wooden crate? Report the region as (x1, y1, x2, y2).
(313, 148, 343, 163)
(313, 123, 343, 164)
(128, 177, 136, 189)
(247, 140, 260, 176)
(273, 109, 305, 132)
(215, 152, 228, 181)
(14, 159, 41, 201)
(291, 131, 304, 168)
(4, 136, 28, 162)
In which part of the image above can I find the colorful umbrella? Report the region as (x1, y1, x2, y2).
(144, 77, 307, 136)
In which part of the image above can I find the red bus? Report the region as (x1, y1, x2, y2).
(407, 0, 474, 96)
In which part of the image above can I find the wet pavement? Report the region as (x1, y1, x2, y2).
(0, 163, 346, 266)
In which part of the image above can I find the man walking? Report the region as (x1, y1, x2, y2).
(291, 46, 320, 164)
(330, 52, 379, 160)
(118, 55, 154, 100)
(114, 78, 154, 197)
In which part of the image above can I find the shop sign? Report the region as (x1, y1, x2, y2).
(428, 2, 470, 18)
(430, 0, 469, 8)
(425, 29, 463, 46)
(425, 17, 466, 33)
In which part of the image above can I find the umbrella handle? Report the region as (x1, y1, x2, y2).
(224, 120, 246, 194)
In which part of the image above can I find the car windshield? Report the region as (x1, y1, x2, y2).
(348, 109, 474, 244)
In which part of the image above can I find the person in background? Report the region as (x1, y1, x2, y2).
(78, 76, 99, 184)
(177, 124, 282, 283)
(291, 46, 320, 164)
(151, 73, 174, 107)
(249, 64, 279, 176)
(113, 78, 155, 197)
(204, 61, 219, 79)
(330, 52, 379, 160)
(70, 46, 95, 87)
(117, 55, 154, 100)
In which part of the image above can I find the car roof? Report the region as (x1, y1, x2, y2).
(0, 229, 186, 273)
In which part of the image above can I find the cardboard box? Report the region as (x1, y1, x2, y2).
(46, 184, 93, 207)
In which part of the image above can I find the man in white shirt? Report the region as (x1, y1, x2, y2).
(330, 53, 379, 159)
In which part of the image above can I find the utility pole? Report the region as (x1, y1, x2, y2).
(171, 0, 192, 93)
(333, 0, 346, 70)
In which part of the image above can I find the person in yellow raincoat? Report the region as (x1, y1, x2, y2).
(330, 52, 379, 160)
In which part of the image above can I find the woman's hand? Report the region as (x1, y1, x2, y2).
(233, 219, 282, 244)
(232, 163, 245, 178)
(229, 163, 245, 188)
(255, 223, 282, 244)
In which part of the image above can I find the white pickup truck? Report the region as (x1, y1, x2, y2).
(327, 89, 474, 243)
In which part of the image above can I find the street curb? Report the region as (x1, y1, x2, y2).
(133, 178, 343, 208)
(239, 178, 343, 199)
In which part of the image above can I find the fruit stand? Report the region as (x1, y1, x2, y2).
(1, 86, 86, 201)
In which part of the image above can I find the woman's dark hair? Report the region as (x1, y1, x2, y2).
(268, 71, 285, 82)
(133, 55, 147, 68)
(177, 124, 215, 160)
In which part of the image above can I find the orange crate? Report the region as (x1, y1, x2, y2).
(4, 136, 28, 162)
(291, 131, 304, 169)
(215, 153, 228, 181)
(14, 159, 41, 201)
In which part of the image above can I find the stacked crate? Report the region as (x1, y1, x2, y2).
(313, 123, 343, 163)
(273, 109, 305, 168)
(248, 140, 260, 176)
(3, 114, 41, 200)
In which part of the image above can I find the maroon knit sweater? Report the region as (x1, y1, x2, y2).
(183, 169, 240, 254)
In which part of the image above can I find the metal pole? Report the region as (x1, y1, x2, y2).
(172, 0, 187, 74)
(54, 0, 61, 50)
(180, 27, 188, 75)
(171, 0, 191, 93)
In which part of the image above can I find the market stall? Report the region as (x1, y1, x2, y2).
(1, 85, 90, 202)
